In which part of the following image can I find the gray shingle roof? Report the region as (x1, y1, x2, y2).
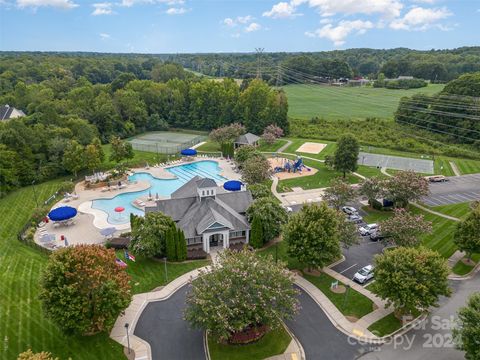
(235, 132, 260, 145)
(146, 177, 252, 239)
(196, 178, 217, 188)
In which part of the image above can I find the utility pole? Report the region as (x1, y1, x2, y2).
(255, 47, 264, 79)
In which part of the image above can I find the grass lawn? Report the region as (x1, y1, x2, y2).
(368, 313, 403, 337)
(430, 202, 472, 220)
(115, 251, 209, 294)
(452, 254, 480, 276)
(355, 166, 389, 179)
(276, 159, 359, 192)
(282, 138, 337, 160)
(284, 83, 444, 121)
(0, 180, 126, 360)
(257, 241, 303, 270)
(451, 158, 480, 175)
(362, 206, 458, 258)
(208, 326, 291, 360)
(196, 141, 221, 152)
(101, 144, 171, 169)
(258, 139, 289, 152)
(303, 273, 374, 319)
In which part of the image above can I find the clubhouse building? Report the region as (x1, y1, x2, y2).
(145, 176, 253, 253)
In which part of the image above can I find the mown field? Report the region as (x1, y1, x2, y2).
(283, 83, 445, 120)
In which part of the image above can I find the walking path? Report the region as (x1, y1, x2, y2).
(449, 161, 461, 176)
(277, 139, 293, 153)
(411, 202, 460, 222)
(380, 167, 391, 177)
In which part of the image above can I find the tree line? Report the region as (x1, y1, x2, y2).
(395, 72, 480, 147)
(172, 47, 480, 82)
(0, 54, 288, 196)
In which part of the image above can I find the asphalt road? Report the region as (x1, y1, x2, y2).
(359, 275, 480, 360)
(134, 285, 205, 360)
(134, 284, 373, 360)
(422, 174, 480, 206)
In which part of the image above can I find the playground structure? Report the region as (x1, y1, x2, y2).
(268, 156, 318, 181)
(274, 156, 310, 174)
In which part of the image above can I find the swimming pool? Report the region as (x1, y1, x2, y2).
(91, 161, 227, 225)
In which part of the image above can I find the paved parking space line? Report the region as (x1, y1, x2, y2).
(339, 264, 358, 274)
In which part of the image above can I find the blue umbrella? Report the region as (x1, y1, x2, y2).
(100, 227, 117, 237)
(181, 148, 197, 156)
(48, 206, 77, 222)
(223, 180, 243, 191)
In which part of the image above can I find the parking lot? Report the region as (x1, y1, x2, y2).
(330, 205, 385, 284)
(423, 174, 480, 206)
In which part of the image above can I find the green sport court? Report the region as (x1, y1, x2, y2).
(129, 131, 206, 154)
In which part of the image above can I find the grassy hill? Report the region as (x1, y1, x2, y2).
(283, 83, 445, 120)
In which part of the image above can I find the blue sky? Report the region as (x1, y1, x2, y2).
(1, 0, 479, 53)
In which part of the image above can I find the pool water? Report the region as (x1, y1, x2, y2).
(91, 161, 227, 225)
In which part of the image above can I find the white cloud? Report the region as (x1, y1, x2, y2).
(16, 0, 78, 9)
(99, 33, 111, 39)
(265, 0, 403, 20)
(245, 22, 261, 32)
(119, 0, 183, 7)
(390, 6, 452, 30)
(263, 1, 301, 18)
(222, 15, 254, 27)
(92, 2, 113, 15)
(165, 6, 186, 14)
(306, 19, 374, 46)
(319, 18, 332, 24)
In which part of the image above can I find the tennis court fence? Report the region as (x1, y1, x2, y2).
(130, 134, 207, 154)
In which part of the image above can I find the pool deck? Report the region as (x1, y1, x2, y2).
(34, 157, 240, 250)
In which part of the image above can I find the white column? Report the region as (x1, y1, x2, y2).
(223, 231, 229, 249)
(203, 233, 210, 253)
(245, 229, 250, 244)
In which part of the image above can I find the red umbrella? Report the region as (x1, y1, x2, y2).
(114, 206, 125, 213)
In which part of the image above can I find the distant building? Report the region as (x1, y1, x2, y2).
(145, 176, 253, 253)
(234, 132, 260, 148)
(348, 78, 371, 86)
(0, 105, 26, 121)
(397, 76, 414, 80)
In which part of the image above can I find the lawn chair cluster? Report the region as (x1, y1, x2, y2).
(85, 172, 108, 183)
(63, 192, 79, 202)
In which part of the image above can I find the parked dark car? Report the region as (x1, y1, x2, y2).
(369, 230, 386, 242)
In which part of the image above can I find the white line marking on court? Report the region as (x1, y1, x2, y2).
(339, 264, 358, 274)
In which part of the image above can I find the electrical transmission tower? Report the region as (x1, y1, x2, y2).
(255, 47, 264, 79)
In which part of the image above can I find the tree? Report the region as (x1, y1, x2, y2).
(109, 136, 134, 164)
(454, 203, 480, 261)
(336, 212, 359, 249)
(249, 215, 264, 249)
(379, 208, 432, 247)
(91, 137, 105, 163)
(176, 228, 187, 261)
(184, 249, 299, 343)
(248, 183, 271, 199)
(284, 203, 341, 271)
(246, 197, 287, 245)
(165, 226, 177, 261)
(323, 177, 356, 209)
(84, 144, 102, 174)
(62, 139, 85, 177)
(17, 350, 59, 360)
(373, 246, 450, 315)
(209, 123, 245, 145)
(39, 245, 131, 335)
(385, 171, 429, 208)
(261, 124, 284, 145)
(333, 134, 359, 178)
(453, 292, 480, 360)
(129, 212, 176, 258)
(241, 154, 272, 184)
(234, 145, 258, 166)
(360, 176, 385, 205)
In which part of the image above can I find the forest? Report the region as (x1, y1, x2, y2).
(171, 47, 480, 83)
(0, 53, 288, 196)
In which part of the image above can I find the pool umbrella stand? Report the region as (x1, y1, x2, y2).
(223, 180, 243, 192)
(114, 206, 125, 220)
(48, 206, 78, 222)
(180, 148, 197, 157)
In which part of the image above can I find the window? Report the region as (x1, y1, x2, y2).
(230, 230, 246, 238)
(202, 190, 205, 196)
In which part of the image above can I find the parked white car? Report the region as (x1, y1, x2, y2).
(347, 214, 363, 223)
(359, 223, 378, 236)
(342, 206, 358, 215)
(353, 265, 374, 284)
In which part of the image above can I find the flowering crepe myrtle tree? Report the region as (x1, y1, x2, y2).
(359, 176, 385, 205)
(379, 208, 432, 247)
(261, 124, 284, 144)
(209, 123, 246, 146)
(184, 249, 299, 343)
(385, 170, 429, 208)
(241, 154, 273, 184)
(323, 177, 357, 210)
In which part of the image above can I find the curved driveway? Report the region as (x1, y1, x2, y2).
(134, 284, 370, 360)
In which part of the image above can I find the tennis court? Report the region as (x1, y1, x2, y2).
(129, 131, 207, 154)
(358, 152, 434, 174)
